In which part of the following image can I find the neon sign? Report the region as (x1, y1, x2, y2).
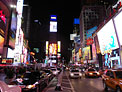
(0, 10, 6, 23)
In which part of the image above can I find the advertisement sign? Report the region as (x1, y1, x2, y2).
(114, 10, 122, 46)
(2, 58, 13, 64)
(9, 11, 17, 49)
(97, 19, 119, 55)
(92, 43, 97, 60)
(49, 43, 57, 55)
(70, 34, 77, 40)
(50, 15, 57, 21)
(74, 18, 79, 24)
(50, 21, 57, 32)
(0, 10, 6, 37)
(7, 48, 14, 58)
(94, 35, 101, 54)
(86, 26, 97, 45)
(86, 26, 97, 39)
(0, 35, 4, 54)
(82, 46, 91, 60)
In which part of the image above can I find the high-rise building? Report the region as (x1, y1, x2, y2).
(79, 5, 105, 47)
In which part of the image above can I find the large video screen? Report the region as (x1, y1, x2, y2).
(97, 19, 119, 54)
(9, 11, 17, 49)
(0, 35, 4, 54)
(114, 10, 122, 46)
(82, 46, 91, 60)
(50, 21, 57, 32)
(92, 43, 97, 60)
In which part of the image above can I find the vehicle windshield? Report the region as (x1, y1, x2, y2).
(115, 71, 122, 78)
(51, 69, 56, 71)
(71, 70, 79, 72)
(88, 69, 95, 71)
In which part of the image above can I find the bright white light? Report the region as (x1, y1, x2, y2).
(10, 5, 16, 8)
(114, 10, 122, 45)
(50, 21, 57, 32)
(97, 19, 119, 54)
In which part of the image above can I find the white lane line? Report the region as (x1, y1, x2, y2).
(62, 86, 73, 90)
(62, 82, 71, 85)
(65, 72, 76, 92)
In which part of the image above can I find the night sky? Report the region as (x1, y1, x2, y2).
(24, 0, 81, 61)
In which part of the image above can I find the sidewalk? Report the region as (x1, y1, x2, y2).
(43, 71, 73, 92)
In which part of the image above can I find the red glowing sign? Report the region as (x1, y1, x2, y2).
(0, 10, 6, 23)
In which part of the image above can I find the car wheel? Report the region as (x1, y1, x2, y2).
(103, 81, 108, 91)
(116, 86, 121, 92)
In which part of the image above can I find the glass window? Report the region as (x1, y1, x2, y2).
(115, 71, 122, 78)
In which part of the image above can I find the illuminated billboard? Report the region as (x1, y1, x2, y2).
(82, 46, 91, 60)
(49, 43, 57, 55)
(97, 19, 119, 55)
(92, 43, 97, 60)
(113, 10, 122, 46)
(50, 21, 57, 32)
(57, 41, 61, 52)
(50, 15, 57, 21)
(0, 35, 4, 54)
(86, 26, 97, 45)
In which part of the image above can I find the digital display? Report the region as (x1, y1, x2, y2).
(50, 21, 57, 32)
(97, 19, 119, 55)
(50, 15, 57, 21)
(9, 11, 17, 49)
(74, 18, 79, 24)
(0, 35, 4, 54)
(49, 43, 57, 55)
(82, 46, 91, 60)
(92, 43, 97, 60)
(114, 10, 122, 45)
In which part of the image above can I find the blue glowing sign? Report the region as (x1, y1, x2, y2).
(74, 18, 79, 24)
(50, 15, 57, 21)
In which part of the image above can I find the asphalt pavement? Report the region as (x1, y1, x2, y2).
(43, 71, 74, 92)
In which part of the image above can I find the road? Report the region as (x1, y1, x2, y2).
(63, 71, 115, 92)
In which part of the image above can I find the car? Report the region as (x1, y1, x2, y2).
(50, 68, 59, 75)
(69, 69, 82, 78)
(10, 71, 48, 92)
(85, 68, 100, 78)
(102, 69, 122, 92)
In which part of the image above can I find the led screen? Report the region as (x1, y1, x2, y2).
(49, 43, 57, 55)
(7, 48, 14, 58)
(92, 43, 97, 60)
(9, 11, 17, 49)
(97, 19, 119, 54)
(114, 10, 122, 45)
(0, 35, 4, 54)
(82, 46, 91, 60)
(50, 21, 57, 32)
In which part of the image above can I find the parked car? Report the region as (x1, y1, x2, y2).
(69, 69, 82, 78)
(85, 68, 100, 78)
(102, 69, 122, 92)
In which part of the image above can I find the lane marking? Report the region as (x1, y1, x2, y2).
(65, 72, 76, 92)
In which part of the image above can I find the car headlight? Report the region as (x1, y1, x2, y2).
(70, 73, 74, 76)
(97, 72, 100, 75)
(26, 85, 35, 89)
(89, 73, 93, 75)
(79, 73, 82, 76)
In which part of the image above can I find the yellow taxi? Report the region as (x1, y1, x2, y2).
(102, 69, 122, 92)
(85, 68, 100, 78)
